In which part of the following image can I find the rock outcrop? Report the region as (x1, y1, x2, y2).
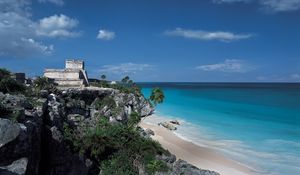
(0, 88, 154, 175)
(158, 121, 177, 131)
(0, 88, 219, 175)
(0, 92, 44, 175)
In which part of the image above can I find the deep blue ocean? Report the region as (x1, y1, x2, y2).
(140, 83, 300, 175)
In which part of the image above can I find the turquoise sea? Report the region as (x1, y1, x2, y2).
(140, 83, 300, 175)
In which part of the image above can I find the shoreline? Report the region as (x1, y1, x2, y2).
(139, 116, 257, 175)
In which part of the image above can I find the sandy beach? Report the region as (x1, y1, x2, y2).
(139, 116, 257, 175)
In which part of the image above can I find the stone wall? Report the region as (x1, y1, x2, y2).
(44, 69, 81, 80)
(65, 60, 84, 70)
(55, 79, 84, 86)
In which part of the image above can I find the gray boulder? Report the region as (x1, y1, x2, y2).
(171, 159, 220, 175)
(157, 154, 176, 164)
(145, 128, 155, 136)
(0, 119, 20, 148)
(0, 158, 28, 175)
(159, 122, 177, 131)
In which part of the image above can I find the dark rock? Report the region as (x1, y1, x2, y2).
(0, 119, 20, 148)
(170, 120, 180, 125)
(0, 88, 220, 175)
(159, 122, 177, 131)
(65, 99, 86, 116)
(67, 114, 85, 126)
(145, 128, 155, 136)
(0, 116, 43, 175)
(0, 158, 28, 175)
(0, 169, 19, 175)
(40, 90, 49, 98)
(137, 127, 152, 138)
(50, 126, 63, 142)
(24, 110, 34, 118)
(172, 159, 220, 175)
(0, 92, 44, 175)
(157, 154, 176, 164)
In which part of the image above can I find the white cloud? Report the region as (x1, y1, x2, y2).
(196, 59, 254, 73)
(0, 0, 54, 56)
(0, 0, 31, 16)
(291, 73, 300, 79)
(0, 0, 80, 57)
(165, 28, 253, 42)
(99, 63, 154, 74)
(37, 14, 80, 38)
(19, 38, 54, 55)
(212, 0, 300, 12)
(261, 0, 300, 12)
(97, 29, 115, 40)
(38, 0, 64, 6)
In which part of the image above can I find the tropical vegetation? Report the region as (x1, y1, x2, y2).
(150, 87, 165, 106)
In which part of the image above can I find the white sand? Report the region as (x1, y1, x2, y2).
(139, 117, 258, 175)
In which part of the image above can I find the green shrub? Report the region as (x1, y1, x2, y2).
(127, 112, 141, 128)
(64, 114, 169, 175)
(0, 77, 25, 94)
(0, 68, 10, 80)
(94, 96, 116, 110)
(100, 150, 138, 175)
(0, 103, 23, 122)
(0, 68, 25, 94)
(90, 76, 142, 97)
(33, 76, 58, 94)
(146, 160, 169, 175)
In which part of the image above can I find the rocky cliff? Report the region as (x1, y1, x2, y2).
(0, 88, 219, 175)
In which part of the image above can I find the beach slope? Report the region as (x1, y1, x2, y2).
(140, 119, 256, 175)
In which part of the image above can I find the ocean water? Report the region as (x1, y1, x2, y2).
(140, 83, 300, 175)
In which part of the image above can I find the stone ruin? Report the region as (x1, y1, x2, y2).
(44, 60, 89, 87)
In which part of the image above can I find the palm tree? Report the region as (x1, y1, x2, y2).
(149, 87, 164, 106)
(0, 68, 10, 80)
(121, 76, 130, 84)
(100, 74, 106, 80)
(34, 77, 51, 90)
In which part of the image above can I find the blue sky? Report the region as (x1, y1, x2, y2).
(0, 0, 300, 82)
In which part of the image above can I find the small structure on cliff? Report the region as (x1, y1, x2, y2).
(44, 60, 89, 87)
(11, 73, 25, 84)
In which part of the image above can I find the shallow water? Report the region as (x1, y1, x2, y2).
(140, 83, 300, 175)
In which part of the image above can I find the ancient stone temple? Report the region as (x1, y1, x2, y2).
(44, 60, 89, 87)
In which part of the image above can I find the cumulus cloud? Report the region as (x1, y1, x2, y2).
(38, 0, 64, 6)
(196, 59, 254, 73)
(0, 0, 53, 56)
(212, 0, 300, 12)
(0, 0, 79, 57)
(97, 29, 115, 40)
(37, 14, 80, 38)
(99, 63, 154, 74)
(165, 28, 253, 42)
